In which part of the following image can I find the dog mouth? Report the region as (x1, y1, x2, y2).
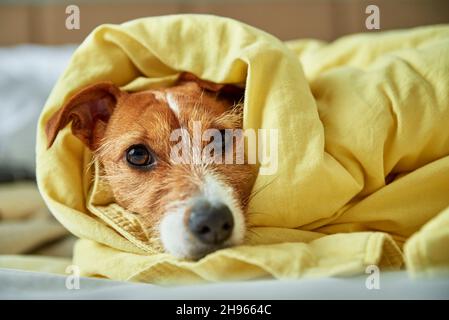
(159, 204, 241, 260)
(158, 174, 245, 260)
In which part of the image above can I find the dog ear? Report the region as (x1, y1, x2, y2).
(45, 82, 122, 150)
(178, 72, 244, 104)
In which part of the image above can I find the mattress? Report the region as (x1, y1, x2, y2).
(1, 268, 448, 300)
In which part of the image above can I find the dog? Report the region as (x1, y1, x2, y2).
(46, 73, 257, 259)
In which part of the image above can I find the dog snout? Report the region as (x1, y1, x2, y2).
(188, 199, 234, 245)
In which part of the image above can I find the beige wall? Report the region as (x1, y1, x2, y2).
(0, 0, 448, 45)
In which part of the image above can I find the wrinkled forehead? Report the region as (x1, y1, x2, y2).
(106, 82, 229, 138)
(162, 82, 230, 119)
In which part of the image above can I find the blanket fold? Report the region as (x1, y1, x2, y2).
(0, 182, 73, 275)
(0, 182, 74, 257)
(35, 15, 449, 283)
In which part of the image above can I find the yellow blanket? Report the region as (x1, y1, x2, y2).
(36, 15, 449, 284)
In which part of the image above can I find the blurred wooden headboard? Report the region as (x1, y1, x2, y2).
(1, 0, 448, 45)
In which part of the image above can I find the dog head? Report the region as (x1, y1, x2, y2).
(46, 74, 256, 259)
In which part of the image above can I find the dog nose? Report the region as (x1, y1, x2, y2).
(188, 200, 234, 245)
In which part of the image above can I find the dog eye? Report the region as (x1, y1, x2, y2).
(125, 144, 156, 169)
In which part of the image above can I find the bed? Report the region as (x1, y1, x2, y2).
(1, 36, 449, 299)
(1, 268, 448, 300)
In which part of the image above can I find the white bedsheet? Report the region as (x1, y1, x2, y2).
(1, 268, 448, 300)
